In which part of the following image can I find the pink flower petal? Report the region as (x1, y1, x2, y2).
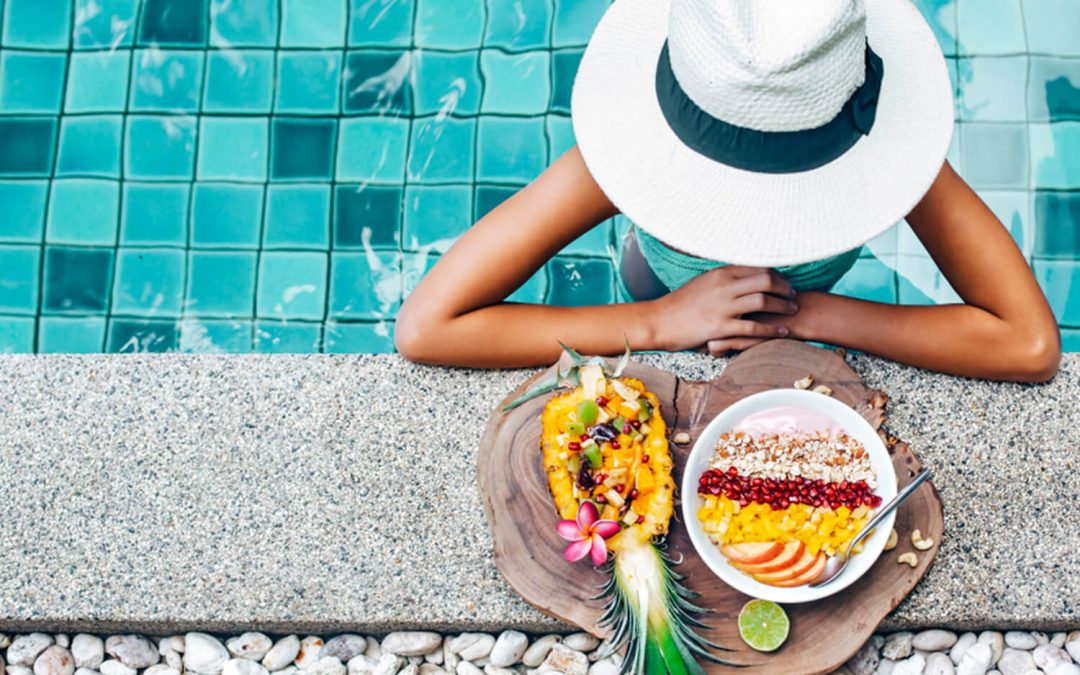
(556, 519, 586, 541)
(591, 520, 621, 539)
(576, 501, 599, 530)
(589, 535, 609, 566)
(563, 537, 593, 563)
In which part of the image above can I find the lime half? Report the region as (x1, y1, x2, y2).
(738, 599, 790, 652)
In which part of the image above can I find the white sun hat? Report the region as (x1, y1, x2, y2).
(571, 0, 954, 267)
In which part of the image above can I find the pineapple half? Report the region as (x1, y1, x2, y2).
(541, 366, 731, 675)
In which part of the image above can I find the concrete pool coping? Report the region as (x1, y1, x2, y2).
(0, 351, 1076, 634)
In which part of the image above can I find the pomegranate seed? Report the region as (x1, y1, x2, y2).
(611, 441, 621, 449)
(581, 434, 590, 441)
(862, 494, 874, 506)
(623, 424, 632, 434)
(829, 500, 841, 510)
(629, 489, 639, 499)
(795, 476, 805, 485)
(596, 396, 608, 406)
(812, 498, 823, 507)
(596, 494, 607, 503)
(636, 515, 645, 524)
(777, 499, 789, 509)
(630, 420, 642, 429)
(615, 484, 625, 493)
(728, 466, 738, 477)
(596, 473, 607, 482)
(709, 486, 721, 495)
(642, 455, 650, 463)
(568, 441, 581, 451)
(871, 495, 883, 508)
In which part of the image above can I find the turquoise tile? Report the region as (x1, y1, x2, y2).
(65, 51, 131, 113)
(562, 221, 611, 256)
(546, 114, 576, 160)
(255, 320, 323, 352)
(415, 0, 483, 49)
(895, 220, 929, 258)
(57, 116, 123, 177)
(203, 50, 274, 113)
(552, 0, 607, 47)
(2, 0, 71, 48)
(0, 317, 35, 353)
(0, 52, 67, 113)
(107, 318, 178, 352)
(197, 117, 269, 181)
(46, 179, 120, 245)
(112, 248, 185, 317)
(411, 51, 480, 115)
(1029, 57, 1080, 122)
(191, 183, 264, 248)
(130, 49, 204, 112)
(551, 50, 583, 113)
(477, 117, 547, 182)
(38, 316, 106, 352)
(473, 184, 517, 220)
(956, 57, 1027, 121)
(43, 246, 113, 313)
(210, 0, 278, 47)
(480, 51, 550, 114)
(896, 255, 961, 305)
(401, 251, 438, 297)
(546, 256, 614, 306)
(407, 117, 476, 182)
(913, 0, 957, 56)
(957, 0, 1024, 55)
(1022, 0, 1080, 57)
(508, 267, 548, 303)
(1030, 122, 1080, 189)
(959, 123, 1028, 188)
(329, 251, 402, 319)
(178, 319, 253, 353)
(186, 251, 257, 317)
(324, 320, 395, 353)
(73, 0, 138, 48)
(271, 118, 337, 180)
(257, 251, 328, 320)
(402, 185, 471, 250)
(0, 117, 57, 176)
(980, 190, 1031, 254)
(335, 117, 408, 182)
(334, 185, 402, 248)
(830, 256, 898, 303)
(0, 245, 40, 313)
(349, 0, 413, 46)
(125, 116, 197, 180)
(264, 185, 331, 249)
(1034, 191, 1080, 258)
(485, 0, 551, 49)
(343, 50, 412, 115)
(276, 51, 343, 113)
(1062, 328, 1080, 349)
(120, 183, 189, 245)
(1033, 259, 1080, 324)
(0, 180, 48, 242)
(864, 223, 899, 258)
(280, 0, 346, 47)
(138, 0, 206, 45)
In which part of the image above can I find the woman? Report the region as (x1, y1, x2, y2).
(397, 0, 1060, 382)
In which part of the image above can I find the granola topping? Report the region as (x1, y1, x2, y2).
(710, 429, 876, 488)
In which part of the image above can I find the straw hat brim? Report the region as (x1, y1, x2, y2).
(571, 0, 955, 267)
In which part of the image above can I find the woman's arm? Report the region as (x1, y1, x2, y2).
(783, 161, 1061, 382)
(396, 147, 796, 367)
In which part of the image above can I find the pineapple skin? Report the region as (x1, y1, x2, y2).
(540, 377, 675, 549)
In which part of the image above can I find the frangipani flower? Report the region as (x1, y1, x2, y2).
(557, 501, 620, 566)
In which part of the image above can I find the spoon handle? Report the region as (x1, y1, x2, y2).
(845, 469, 933, 555)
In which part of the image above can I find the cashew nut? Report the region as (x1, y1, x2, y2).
(884, 528, 898, 551)
(911, 529, 935, 551)
(897, 552, 918, 567)
(794, 375, 814, 390)
(812, 384, 833, 396)
(673, 432, 692, 445)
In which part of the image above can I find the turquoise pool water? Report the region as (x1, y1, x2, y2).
(0, 0, 1077, 353)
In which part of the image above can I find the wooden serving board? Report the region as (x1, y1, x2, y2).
(477, 340, 944, 675)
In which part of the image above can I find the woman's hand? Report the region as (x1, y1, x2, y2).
(650, 266, 799, 355)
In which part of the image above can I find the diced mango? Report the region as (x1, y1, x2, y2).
(635, 467, 656, 493)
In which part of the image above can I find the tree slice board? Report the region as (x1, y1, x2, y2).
(478, 341, 944, 674)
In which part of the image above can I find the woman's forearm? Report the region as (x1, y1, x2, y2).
(787, 291, 1061, 381)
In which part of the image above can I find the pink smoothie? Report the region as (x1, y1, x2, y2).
(732, 405, 844, 436)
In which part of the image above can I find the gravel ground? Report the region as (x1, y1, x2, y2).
(2, 629, 1079, 675)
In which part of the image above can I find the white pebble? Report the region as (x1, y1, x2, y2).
(845, 640, 878, 675)
(321, 638, 366, 665)
(0, 636, 11, 649)
(72, 637, 104, 670)
(362, 641, 381, 663)
(382, 634, 442, 659)
(9, 635, 55, 667)
(418, 666, 446, 675)
(294, 638, 324, 670)
(914, 631, 959, 652)
(977, 633, 1004, 667)
(345, 656, 376, 675)
(587, 657, 620, 675)
(304, 658, 344, 675)
(454, 664, 481, 675)
(73, 669, 98, 675)
(34, 647, 74, 675)
(104, 637, 159, 669)
(1066, 632, 1080, 663)
(144, 666, 180, 675)
(165, 652, 183, 672)
(1052, 665, 1080, 675)
(10, 667, 35, 675)
(423, 649, 443, 666)
(1033, 644, 1071, 672)
(996, 649, 1035, 675)
(925, 652, 956, 675)
(227, 635, 272, 662)
(98, 660, 134, 675)
(958, 643, 993, 675)
(441, 642, 458, 674)
(1003, 633, 1037, 651)
(159, 638, 185, 656)
(262, 637, 301, 672)
(488, 632, 527, 669)
(562, 635, 599, 654)
(882, 633, 914, 661)
(1052, 633, 1067, 648)
(892, 654, 925, 675)
(522, 637, 560, 669)
(184, 634, 230, 675)
(539, 645, 587, 675)
(1032, 632, 1049, 646)
(952, 633, 978, 665)
(223, 659, 270, 675)
(449, 635, 494, 664)
(53, 640, 68, 652)
(482, 667, 514, 675)
(371, 655, 402, 675)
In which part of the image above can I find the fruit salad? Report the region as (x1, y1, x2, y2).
(696, 405, 883, 588)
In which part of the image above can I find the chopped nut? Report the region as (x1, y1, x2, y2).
(884, 528, 898, 551)
(897, 552, 918, 567)
(911, 529, 935, 551)
(673, 432, 691, 445)
(811, 384, 833, 396)
(794, 374, 814, 390)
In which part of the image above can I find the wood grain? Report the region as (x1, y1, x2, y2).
(478, 341, 944, 674)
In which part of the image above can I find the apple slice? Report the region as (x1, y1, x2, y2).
(771, 553, 829, 587)
(733, 541, 806, 574)
(752, 549, 820, 585)
(720, 542, 784, 565)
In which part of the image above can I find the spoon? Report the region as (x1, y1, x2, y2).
(809, 469, 933, 588)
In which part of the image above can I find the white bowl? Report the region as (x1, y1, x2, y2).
(680, 388, 898, 603)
